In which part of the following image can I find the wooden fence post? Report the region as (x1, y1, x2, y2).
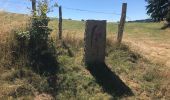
(84, 20, 106, 65)
(58, 6, 62, 40)
(117, 3, 127, 44)
(32, 0, 36, 15)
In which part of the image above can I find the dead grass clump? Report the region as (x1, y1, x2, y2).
(0, 12, 29, 68)
(63, 33, 84, 48)
(143, 68, 161, 82)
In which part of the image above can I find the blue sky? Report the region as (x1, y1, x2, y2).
(0, 0, 149, 22)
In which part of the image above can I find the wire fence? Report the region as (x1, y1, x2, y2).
(0, 0, 132, 21)
(61, 6, 131, 21)
(0, 0, 129, 43)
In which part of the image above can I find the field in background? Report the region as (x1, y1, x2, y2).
(0, 12, 170, 99)
(49, 18, 170, 67)
(50, 18, 170, 42)
(1, 11, 170, 44)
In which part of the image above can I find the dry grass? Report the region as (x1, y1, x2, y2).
(0, 12, 32, 99)
(0, 11, 29, 39)
(46, 18, 170, 99)
(0, 11, 29, 68)
(50, 19, 170, 68)
(0, 12, 170, 99)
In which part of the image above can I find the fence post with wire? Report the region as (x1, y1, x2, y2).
(58, 6, 62, 40)
(117, 3, 127, 44)
(32, 0, 36, 15)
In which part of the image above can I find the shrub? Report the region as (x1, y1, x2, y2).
(28, 1, 58, 75)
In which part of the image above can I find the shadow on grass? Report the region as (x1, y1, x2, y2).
(86, 62, 133, 97)
(29, 51, 59, 76)
(28, 48, 59, 97)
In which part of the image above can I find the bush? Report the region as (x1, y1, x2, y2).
(28, 1, 58, 75)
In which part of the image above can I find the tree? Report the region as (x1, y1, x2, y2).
(146, 0, 170, 28)
(145, 0, 169, 21)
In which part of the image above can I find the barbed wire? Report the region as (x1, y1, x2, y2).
(61, 6, 131, 20)
(62, 6, 119, 15)
(0, 0, 132, 20)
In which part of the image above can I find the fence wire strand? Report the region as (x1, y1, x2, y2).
(0, 0, 132, 20)
(61, 6, 131, 20)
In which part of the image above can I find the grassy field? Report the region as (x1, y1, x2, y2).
(0, 12, 170, 99)
(49, 18, 170, 43)
(49, 18, 170, 66)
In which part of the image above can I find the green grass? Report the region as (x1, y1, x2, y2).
(0, 12, 169, 99)
(124, 22, 170, 42)
(53, 42, 167, 99)
(49, 19, 170, 43)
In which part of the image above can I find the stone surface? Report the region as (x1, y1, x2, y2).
(84, 20, 106, 64)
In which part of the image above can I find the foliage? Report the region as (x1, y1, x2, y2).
(145, 0, 169, 22)
(28, 0, 58, 74)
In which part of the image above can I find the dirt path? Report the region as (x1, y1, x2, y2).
(125, 39, 170, 68)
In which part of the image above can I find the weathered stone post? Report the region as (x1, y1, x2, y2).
(84, 20, 106, 65)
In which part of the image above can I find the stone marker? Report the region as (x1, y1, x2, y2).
(84, 20, 106, 65)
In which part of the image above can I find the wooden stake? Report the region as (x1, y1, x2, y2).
(117, 3, 127, 44)
(58, 6, 62, 40)
(32, 0, 36, 15)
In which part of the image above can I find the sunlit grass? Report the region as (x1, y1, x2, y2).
(0, 12, 169, 99)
